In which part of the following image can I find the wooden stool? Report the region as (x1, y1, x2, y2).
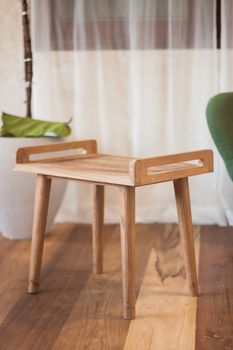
(14, 140, 213, 320)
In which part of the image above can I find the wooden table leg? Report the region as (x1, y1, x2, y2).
(119, 186, 136, 320)
(92, 184, 104, 274)
(28, 174, 51, 293)
(173, 177, 198, 296)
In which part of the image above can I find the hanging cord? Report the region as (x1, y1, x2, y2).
(21, 0, 33, 118)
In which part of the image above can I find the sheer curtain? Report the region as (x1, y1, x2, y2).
(0, 0, 25, 116)
(217, 0, 233, 224)
(31, 0, 227, 225)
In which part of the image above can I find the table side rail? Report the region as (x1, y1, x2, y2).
(134, 150, 213, 186)
(15, 140, 97, 164)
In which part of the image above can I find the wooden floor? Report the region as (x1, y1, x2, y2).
(0, 223, 233, 349)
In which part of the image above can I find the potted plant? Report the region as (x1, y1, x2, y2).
(0, 0, 71, 239)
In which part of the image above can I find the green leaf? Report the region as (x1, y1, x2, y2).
(1, 112, 72, 138)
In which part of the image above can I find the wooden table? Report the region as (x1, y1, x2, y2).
(14, 140, 213, 319)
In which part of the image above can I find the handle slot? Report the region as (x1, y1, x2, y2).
(15, 140, 97, 164)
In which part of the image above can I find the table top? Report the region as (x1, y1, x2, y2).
(14, 140, 213, 187)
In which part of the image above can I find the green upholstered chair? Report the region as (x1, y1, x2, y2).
(206, 92, 233, 181)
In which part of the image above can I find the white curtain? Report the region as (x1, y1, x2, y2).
(0, 0, 25, 116)
(30, 0, 229, 225)
(216, 0, 233, 225)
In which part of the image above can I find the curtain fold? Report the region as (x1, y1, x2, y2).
(217, 0, 233, 224)
(31, 0, 229, 225)
(0, 0, 25, 116)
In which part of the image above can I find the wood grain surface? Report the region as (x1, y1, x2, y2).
(15, 141, 213, 186)
(174, 177, 198, 296)
(0, 223, 232, 349)
(119, 186, 136, 320)
(28, 175, 51, 293)
(196, 225, 233, 350)
(124, 227, 200, 350)
(92, 184, 104, 274)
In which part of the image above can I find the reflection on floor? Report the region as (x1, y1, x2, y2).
(0, 223, 232, 349)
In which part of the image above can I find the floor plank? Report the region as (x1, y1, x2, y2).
(0, 224, 93, 350)
(52, 225, 130, 350)
(196, 225, 233, 350)
(124, 230, 199, 350)
(0, 223, 232, 349)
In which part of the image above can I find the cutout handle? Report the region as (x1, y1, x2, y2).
(134, 150, 213, 186)
(15, 140, 97, 164)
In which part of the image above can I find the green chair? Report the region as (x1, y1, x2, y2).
(206, 92, 233, 181)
